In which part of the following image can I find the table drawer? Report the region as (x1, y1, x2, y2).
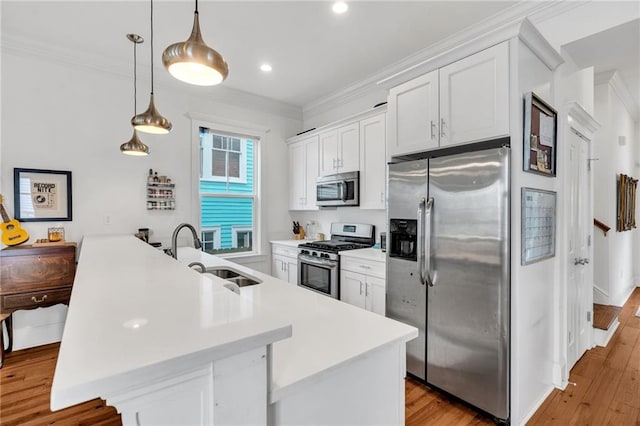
(2, 287, 72, 311)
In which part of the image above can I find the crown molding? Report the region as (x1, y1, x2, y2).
(595, 70, 639, 122)
(566, 101, 601, 134)
(303, 1, 566, 121)
(1, 33, 303, 122)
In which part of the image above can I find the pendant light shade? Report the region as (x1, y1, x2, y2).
(120, 129, 150, 156)
(121, 33, 150, 156)
(162, 1, 229, 86)
(133, 0, 172, 134)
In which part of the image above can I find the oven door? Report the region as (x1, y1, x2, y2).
(298, 254, 339, 298)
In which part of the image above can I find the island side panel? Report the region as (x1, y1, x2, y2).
(269, 343, 406, 425)
(109, 347, 267, 426)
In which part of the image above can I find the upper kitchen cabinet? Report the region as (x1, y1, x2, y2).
(387, 70, 439, 157)
(288, 135, 319, 211)
(319, 122, 360, 176)
(387, 42, 509, 157)
(359, 113, 386, 210)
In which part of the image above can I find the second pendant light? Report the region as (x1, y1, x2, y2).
(132, 0, 172, 135)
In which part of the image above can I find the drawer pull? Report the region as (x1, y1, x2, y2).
(31, 295, 48, 303)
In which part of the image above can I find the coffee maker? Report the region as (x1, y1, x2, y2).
(389, 219, 417, 260)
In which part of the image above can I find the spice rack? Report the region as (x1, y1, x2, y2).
(146, 169, 175, 211)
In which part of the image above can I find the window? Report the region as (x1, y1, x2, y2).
(198, 126, 257, 256)
(201, 132, 247, 183)
(201, 227, 221, 251)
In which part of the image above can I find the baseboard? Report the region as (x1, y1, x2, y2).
(612, 285, 636, 308)
(519, 385, 555, 426)
(594, 319, 620, 347)
(593, 285, 609, 305)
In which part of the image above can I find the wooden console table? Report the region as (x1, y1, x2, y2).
(0, 243, 76, 367)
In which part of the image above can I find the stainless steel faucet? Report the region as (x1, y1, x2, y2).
(169, 223, 202, 259)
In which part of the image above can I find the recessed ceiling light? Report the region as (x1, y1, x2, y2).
(260, 63, 273, 72)
(332, 1, 348, 14)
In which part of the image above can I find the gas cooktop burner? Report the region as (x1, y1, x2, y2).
(298, 240, 372, 253)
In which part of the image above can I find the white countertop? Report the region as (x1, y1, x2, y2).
(177, 248, 417, 402)
(52, 236, 416, 410)
(339, 247, 387, 262)
(269, 239, 303, 248)
(51, 235, 292, 411)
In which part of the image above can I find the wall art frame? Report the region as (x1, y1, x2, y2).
(523, 92, 557, 177)
(14, 168, 73, 222)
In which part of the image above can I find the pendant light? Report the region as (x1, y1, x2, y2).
(162, 0, 229, 86)
(132, 0, 172, 134)
(121, 34, 150, 156)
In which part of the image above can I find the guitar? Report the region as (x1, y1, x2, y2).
(0, 194, 29, 246)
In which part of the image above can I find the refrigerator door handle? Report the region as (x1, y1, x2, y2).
(417, 198, 426, 285)
(424, 197, 434, 287)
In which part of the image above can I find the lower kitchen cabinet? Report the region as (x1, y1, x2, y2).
(271, 243, 299, 285)
(340, 253, 386, 315)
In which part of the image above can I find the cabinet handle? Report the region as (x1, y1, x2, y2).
(360, 265, 371, 270)
(365, 283, 369, 297)
(31, 295, 48, 303)
(430, 120, 436, 140)
(359, 281, 363, 295)
(380, 192, 384, 203)
(338, 158, 343, 168)
(332, 158, 337, 169)
(440, 118, 446, 138)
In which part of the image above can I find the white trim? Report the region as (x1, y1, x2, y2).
(595, 71, 639, 122)
(519, 385, 555, 426)
(594, 319, 620, 347)
(566, 101, 602, 134)
(200, 134, 248, 184)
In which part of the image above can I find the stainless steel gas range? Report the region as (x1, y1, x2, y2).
(297, 223, 375, 299)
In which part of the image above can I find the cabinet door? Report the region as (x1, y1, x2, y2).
(304, 137, 319, 209)
(439, 42, 509, 147)
(286, 259, 298, 285)
(288, 142, 306, 210)
(359, 113, 386, 210)
(271, 255, 288, 281)
(340, 270, 366, 309)
(319, 130, 338, 176)
(337, 122, 360, 173)
(387, 69, 439, 158)
(366, 276, 386, 316)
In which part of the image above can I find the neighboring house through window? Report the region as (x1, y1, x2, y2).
(198, 125, 257, 256)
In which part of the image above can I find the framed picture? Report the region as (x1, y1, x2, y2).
(523, 92, 557, 176)
(13, 168, 72, 222)
(521, 187, 556, 265)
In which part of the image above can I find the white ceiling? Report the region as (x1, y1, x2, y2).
(563, 18, 640, 112)
(1, 1, 520, 108)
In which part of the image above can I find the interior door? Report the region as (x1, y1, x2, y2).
(567, 129, 591, 369)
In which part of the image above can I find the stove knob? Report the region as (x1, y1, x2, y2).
(322, 253, 329, 259)
(301, 250, 309, 255)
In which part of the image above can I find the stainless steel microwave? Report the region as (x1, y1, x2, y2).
(316, 171, 359, 207)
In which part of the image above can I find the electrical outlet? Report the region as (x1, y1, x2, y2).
(104, 215, 111, 225)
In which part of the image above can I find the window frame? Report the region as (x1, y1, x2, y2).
(201, 226, 222, 252)
(189, 113, 266, 259)
(200, 133, 248, 184)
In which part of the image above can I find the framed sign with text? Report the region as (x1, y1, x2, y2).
(14, 168, 73, 222)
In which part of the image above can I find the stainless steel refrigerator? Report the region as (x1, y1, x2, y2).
(386, 143, 510, 422)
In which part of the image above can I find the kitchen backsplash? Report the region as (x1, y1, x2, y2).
(290, 209, 386, 244)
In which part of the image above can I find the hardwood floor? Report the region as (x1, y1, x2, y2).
(593, 303, 622, 330)
(2, 288, 639, 425)
(528, 287, 640, 425)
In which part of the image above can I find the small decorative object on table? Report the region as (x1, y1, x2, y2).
(48, 227, 65, 242)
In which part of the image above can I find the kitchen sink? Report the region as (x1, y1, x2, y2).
(204, 267, 262, 287)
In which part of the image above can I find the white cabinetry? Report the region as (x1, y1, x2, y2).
(359, 113, 387, 210)
(340, 254, 386, 315)
(319, 122, 360, 176)
(388, 42, 509, 157)
(288, 135, 319, 210)
(271, 243, 299, 285)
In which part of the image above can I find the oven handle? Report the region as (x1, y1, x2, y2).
(341, 181, 348, 201)
(298, 254, 339, 268)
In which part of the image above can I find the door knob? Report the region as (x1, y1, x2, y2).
(574, 258, 581, 265)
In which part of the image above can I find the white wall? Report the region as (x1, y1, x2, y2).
(1, 48, 301, 349)
(593, 77, 638, 306)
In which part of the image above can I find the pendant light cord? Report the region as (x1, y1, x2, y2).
(133, 40, 138, 115)
(195, 0, 199, 15)
(150, 0, 155, 95)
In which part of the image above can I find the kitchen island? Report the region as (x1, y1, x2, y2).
(51, 235, 417, 425)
